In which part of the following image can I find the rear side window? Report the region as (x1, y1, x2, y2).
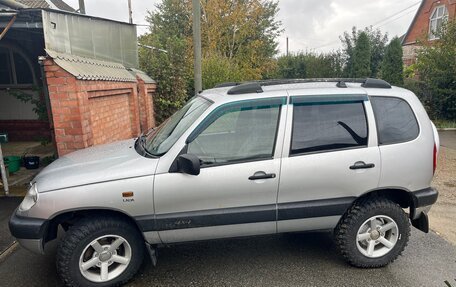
(370, 97, 419, 145)
(291, 102, 368, 155)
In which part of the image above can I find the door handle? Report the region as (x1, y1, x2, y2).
(249, 171, 276, 180)
(349, 161, 375, 170)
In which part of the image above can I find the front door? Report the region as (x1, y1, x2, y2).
(153, 97, 287, 243)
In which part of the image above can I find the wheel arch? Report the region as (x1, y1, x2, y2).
(44, 208, 146, 244)
(357, 188, 413, 209)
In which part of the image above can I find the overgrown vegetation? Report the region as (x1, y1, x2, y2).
(139, 0, 282, 123)
(140, 1, 454, 124)
(412, 19, 456, 121)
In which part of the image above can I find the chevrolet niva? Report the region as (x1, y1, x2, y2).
(10, 78, 439, 287)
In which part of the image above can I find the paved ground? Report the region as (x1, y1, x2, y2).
(0, 230, 455, 287)
(0, 197, 21, 254)
(0, 131, 454, 286)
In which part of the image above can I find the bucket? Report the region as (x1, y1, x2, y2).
(4, 156, 21, 173)
(23, 156, 40, 170)
(0, 132, 7, 144)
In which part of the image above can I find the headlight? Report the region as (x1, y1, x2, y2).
(19, 183, 38, 212)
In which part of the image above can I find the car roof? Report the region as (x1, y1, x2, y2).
(200, 79, 414, 105)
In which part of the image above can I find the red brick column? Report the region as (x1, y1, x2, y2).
(137, 77, 157, 132)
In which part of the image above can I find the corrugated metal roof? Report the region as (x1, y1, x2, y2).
(15, 0, 75, 12)
(46, 49, 137, 82)
(49, 0, 74, 12)
(16, 0, 49, 8)
(129, 68, 156, 84)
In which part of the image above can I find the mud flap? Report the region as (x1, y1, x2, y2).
(411, 212, 429, 233)
(145, 242, 158, 266)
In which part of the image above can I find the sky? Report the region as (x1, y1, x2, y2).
(65, 0, 420, 54)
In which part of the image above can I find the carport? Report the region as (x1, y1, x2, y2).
(0, 2, 157, 197)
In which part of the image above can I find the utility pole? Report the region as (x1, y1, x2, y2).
(286, 37, 289, 56)
(78, 0, 85, 14)
(128, 0, 133, 24)
(192, 0, 202, 94)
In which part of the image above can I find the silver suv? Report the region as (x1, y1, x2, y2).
(10, 78, 439, 287)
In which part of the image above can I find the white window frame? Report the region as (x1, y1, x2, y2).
(429, 5, 449, 40)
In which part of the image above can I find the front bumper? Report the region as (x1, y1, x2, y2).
(410, 187, 438, 233)
(9, 209, 48, 254)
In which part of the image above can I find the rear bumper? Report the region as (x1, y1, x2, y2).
(9, 209, 48, 254)
(410, 187, 438, 233)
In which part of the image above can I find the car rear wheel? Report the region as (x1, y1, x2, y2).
(334, 197, 410, 268)
(56, 215, 144, 287)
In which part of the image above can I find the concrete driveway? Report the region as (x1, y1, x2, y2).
(0, 230, 455, 287)
(440, 130, 456, 150)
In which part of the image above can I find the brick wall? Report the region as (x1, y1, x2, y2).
(0, 120, 51, 141)
(44, 58, 156, 156)
(403, 0, 456, 45)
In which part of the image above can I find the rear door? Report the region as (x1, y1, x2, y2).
(277, 91, 381, 233)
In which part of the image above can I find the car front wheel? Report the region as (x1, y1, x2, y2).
(56, 215, 144, 287)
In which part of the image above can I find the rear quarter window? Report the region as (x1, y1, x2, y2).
(370, 96, 419, 145)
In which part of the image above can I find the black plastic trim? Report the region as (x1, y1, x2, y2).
(227, 82, 263, 95)
(135, 197, 355, 232)
(9, 209, 49, 240)
(411, 187, 438, 208)
(361, 78, 392, 89)
(277, 197, 356, 221)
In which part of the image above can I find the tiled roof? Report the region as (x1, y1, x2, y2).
(46, 49, 138, 82)
(15, 0, 75, 12)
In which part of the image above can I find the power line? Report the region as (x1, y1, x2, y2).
(371, 1, 421, 27)
(311, 1, 421, 51)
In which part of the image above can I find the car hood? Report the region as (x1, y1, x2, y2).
(34, 139, 159, 193)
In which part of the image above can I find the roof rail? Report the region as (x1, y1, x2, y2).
(214, 82, 240, 88)
(227, 82, 263, 95)
(361, 78, 392, 89)
(222, 78, 392, 94)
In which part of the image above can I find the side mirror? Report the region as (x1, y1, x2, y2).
(177, 154, 200, 175)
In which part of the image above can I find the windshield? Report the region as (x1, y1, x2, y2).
(143, 97, 212, 156)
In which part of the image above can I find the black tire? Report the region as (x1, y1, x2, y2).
(334, 197, 410, 268)
(56, 215, 145, 287)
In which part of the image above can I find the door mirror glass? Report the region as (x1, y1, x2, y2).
(177, 154, 201, 175)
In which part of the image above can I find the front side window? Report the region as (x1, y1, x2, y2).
(291, 101, 368, 155)
(429, 5, 449, 40)
(370, 97, 419, 145)
(187, 100, 282, 166)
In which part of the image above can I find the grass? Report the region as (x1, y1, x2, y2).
(433, 119, 456, 129)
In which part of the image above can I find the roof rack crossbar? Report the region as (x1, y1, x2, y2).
(219, 78, 392, 94)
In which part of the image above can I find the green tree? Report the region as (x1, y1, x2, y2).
(380, 37, 404, 86)
(415, 19, 456, 120)
(139, 0, 283, 122)
(340, 27, 388, 78)
(352, 32, 371, 78)
(139, 0, 192, 124)
(274, 51, 343, 79)
(202, 55, 243, 89)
